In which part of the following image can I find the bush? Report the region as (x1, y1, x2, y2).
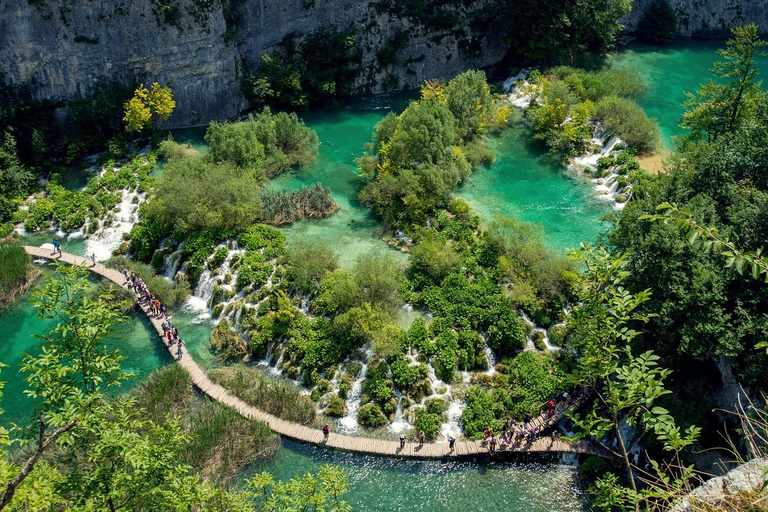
(325, 395, 346, 417)
(594, 96, 660, 154)
(357, 403, 388, 427)
(414, 408, 442, 441)
(210, 319, 248, 361)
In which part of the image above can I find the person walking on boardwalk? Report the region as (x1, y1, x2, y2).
(176, 339, 183, 360)
(418, 430, 425, 446)
(52, 239, 59, 256)
(322, 424, 330, 439)
(400, 434, 406, 448)
(490, 435, 497, 453)
(449, 435, 455, 451)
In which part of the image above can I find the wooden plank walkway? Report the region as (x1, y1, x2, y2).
(24, 246, 614, 460)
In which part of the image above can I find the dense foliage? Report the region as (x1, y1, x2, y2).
(608, 25, 768, 391)
(244, 28, 363, 110)
(522, 66, 660, 156)
(358, 71, 507, 230)
(0, 243, 38, 306)
(637, 0, 678, 44)
(500, 0, 631, 63)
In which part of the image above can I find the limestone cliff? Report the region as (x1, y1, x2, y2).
(1, 0, 766, 129)
(0, 0, 505, 128)
(622, 0, 768, 37)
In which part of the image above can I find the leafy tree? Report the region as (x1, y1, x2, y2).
(0, 132, 33, 200)
(244, 28, 362, 110)
(566, 245, 700, 511)
(285, 243, 340, 294)
(680, 24, 767, 144)
(123, 82, 176, 134)
(637, 0, 678, 44)
(142, 157, 264, 236)
(501, 0, 632, 63)
(245, 464, 350, 512)
(1, 263, 128, 511)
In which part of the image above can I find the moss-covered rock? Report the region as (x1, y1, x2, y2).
(325, 395, 346, 417)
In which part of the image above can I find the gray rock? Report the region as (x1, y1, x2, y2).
(672, 458, 768, 511)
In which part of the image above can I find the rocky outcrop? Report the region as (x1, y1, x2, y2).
(623, 0, 768, 37)
(672, 458, 768, 511)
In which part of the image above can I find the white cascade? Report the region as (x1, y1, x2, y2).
(338, 349, 372, 434)
(84, 189, 143, 262)
(163, 249, 183, 280)
(482, 334, 497, 375)
(440, 399, 466, 443)
(388, 391, 409, 434)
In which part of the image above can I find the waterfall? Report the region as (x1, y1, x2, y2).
(440, 399, 466, 442)
(482, 334, 497, 375)
(163, 248, 183, 280)
(388, 390, 410, 434)
(337, 349, 372, 434)
(84, 189, 143, 261)
(558, 452, 580, 466)
(569, 124, 629, 210)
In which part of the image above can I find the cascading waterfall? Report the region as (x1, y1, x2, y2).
(84, 188, 144, 261)
(163, 248, 183, 280)
(338, 349, 372, 434)
(388, 390, 409, 434)
(482, 333, 497, 375)
(570, 124, 629, 210)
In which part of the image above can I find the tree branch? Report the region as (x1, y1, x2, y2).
(0, 414, 78, 511)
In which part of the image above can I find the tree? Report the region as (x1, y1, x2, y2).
(566, 245, 700, 512)
(680, 24, 767, 144)
(637, 0, 678, 44)
(1, 263, 128, 511)
(123, 82, 176, 134)
(502, 0, 632, 62)
(245, 464, 350, 512)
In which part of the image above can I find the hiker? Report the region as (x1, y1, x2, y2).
(52, 239, 60, 256)
(449, 435, 455, 451)
(322, 424, 330, 439)
(91, 253, 96, 266)
(562, 391, 571, 403)
(400, 434, 406, 448)
(523, 413, 531, 427)
(418, 430, 425, 446)
(176, 339, 183, 360)
(483, 427, 493, 440)
(167, 330, 174, 347)
(490, 436, 497, 453)
(161, 321, 169, 334)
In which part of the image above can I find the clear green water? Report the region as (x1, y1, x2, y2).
(248, 440, 585, 512)
(610, 38, 768, 150)
(7, 38, 742, 506)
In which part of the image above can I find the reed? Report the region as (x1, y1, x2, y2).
(0, 243, 40, 306)
(131, 365, 279, 486)
(260, 182, 339, 225)
(209, 365, 317, 425)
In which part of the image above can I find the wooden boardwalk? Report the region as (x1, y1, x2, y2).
(24, 246, 613, 460)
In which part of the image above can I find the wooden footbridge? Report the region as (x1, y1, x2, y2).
(25, 246, 613, 460)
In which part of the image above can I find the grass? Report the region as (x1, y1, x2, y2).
(131, 364, 280, 486)
(209, 365, 317, 425)
(0, 243, 41, 307)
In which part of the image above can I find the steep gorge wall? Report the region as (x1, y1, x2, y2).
(2, 0, 767, 130)
(622, 0, 768, 37)
(0, 0, 506, 128)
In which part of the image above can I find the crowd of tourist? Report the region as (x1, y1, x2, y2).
(123, 268, 184, 360)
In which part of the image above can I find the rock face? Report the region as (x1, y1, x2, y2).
(1, 0, 766, 129)
(0, 0, 242, 128)
(0, 0, 505, 128)
(622, 0, 768, 37)
(672, 458, 768, 511)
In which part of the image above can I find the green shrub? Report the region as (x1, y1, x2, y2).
(594, 96, 660, 154)
(358, 403, 388, 427)
(325, 395, 346, 417)
(548, 324, 567, 347)
(414, 409, 441, 441)
(210, 319, 248, 361)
